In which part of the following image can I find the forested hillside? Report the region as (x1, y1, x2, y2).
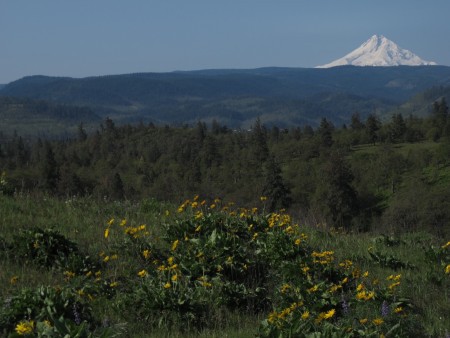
(1, 100, 449, 235)
(0, 96, 100, 138)
(2, 66, 450, 128)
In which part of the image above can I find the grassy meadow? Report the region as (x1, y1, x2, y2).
(0, 194, 448, 337)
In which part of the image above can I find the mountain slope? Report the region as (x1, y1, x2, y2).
(2, 66, 450, 129)
(0, 96, 100, 138)
(317, 35, 437, 68)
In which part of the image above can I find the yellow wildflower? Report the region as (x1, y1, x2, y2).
(171, 239, 179, 251)
(107, 218, 114, 226)
(445, 264, 450, 274)
(10, 276, 19, 285)
(388, 282, 401, 290)
(356, 283, 364, 291)
(104, 227, 110, 239)
(307, 285, 319, 293)
(329, 284, 342, 293)
(143, 249, 151, 259)
(110, 282, 118, 288)
(164, 282, 171, 289)
(15, 320, 34, 335)
(168, 256, 175, 265)
(323, 308, 335, 319)
(442, 241, 450, 249)
(111, 254, 118, 260)
(120, 219, 127, 226)
(280, 284, 291, 293)
(301, 311, 310, 320)
(171, 274, 178, 282)
(268, 311, 278, 324)
(260, 196, 267, 201)
(362, 271, 369, 278)
(63, 271, 75, 280)
(339, 260, 353, 269)
(394, 306, 403, 313)
(138, 269, 147, 277)
(103, 256, 110, 262)
(372, 318, 384, 325)
(359, 318, 368, 325)
(195, 225, 202, 232)
(387, 274, 401, 281)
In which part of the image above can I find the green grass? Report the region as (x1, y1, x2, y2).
(0, 194, 448, 337)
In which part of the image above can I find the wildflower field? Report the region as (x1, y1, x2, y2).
(0, 194, 449, 337)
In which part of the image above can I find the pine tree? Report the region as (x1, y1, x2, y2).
(262, 156, 291, 212)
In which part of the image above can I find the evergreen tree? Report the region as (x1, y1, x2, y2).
(40, 142, 59, 192)
(251, 117, 269, 165)
(318, 118, 334, 148)
(262, 156, 291, 212)
(110, 172, 125, 200)
(389, 113, 407, 143)
(350, 112, 365, 130)
(366, 114, 381, 145)
(315, 152, 358, 228)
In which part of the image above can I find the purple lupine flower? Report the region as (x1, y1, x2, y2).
(341, 296, 350, 315)
(73, 303, 82, 325)
(381, 300, 390, 317)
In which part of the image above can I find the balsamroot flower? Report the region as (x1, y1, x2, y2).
(15, 320, 34, 335)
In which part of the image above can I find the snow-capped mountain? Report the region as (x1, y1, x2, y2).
(316, 35, 437, 68)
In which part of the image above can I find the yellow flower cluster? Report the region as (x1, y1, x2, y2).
(356, 290, 375, 301)
(280, 283, 291, 293)
(267, 212, 292, 228)
(311, 251, 334, 264)
(267, 302, 304, 323)
(124, 224, 149, 238)
(387, 274, 401, 290)
(315, 308, 335, 324)
(294, 233, 308, 245)
(15, 320, 34, 335)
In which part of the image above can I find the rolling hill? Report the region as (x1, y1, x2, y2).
(1, 66, 450, 130)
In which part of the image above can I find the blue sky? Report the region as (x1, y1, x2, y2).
(1, 0, 449, 83)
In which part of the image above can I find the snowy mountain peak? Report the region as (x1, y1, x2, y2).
(316, 35, 437, 68)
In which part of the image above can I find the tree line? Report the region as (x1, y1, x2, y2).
(1, 99, 449, 234)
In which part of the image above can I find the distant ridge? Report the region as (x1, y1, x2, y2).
(317, 35, 437, 68)
(2, 66, 450, 129)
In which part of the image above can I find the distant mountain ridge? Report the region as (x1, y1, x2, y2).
(1, 66, 450, 129)
(317, 35, 437, 68)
